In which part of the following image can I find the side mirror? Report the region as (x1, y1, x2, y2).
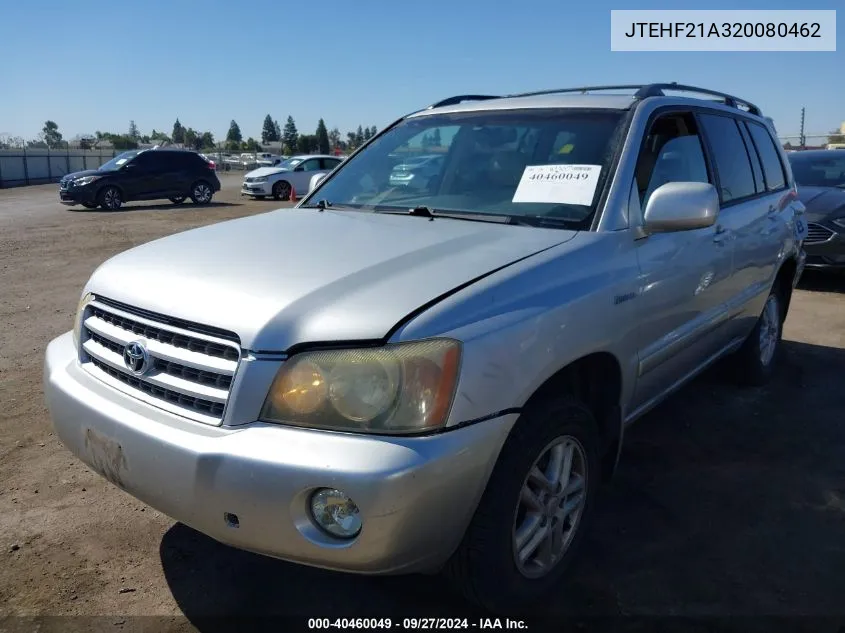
(643, 182, 719, 233)
(309, 173, 326, 193)
(294, 166, 305, 172)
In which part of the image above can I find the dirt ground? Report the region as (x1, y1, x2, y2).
(1, 175, 844, 631)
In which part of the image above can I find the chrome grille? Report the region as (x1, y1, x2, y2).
(80, 299, 241, 425)
(805, 223, 835, 244)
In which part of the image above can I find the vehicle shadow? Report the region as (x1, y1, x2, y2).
(160, 340, 845, 629)
(69, 201, 242, 213)
(797, 269, 845, 294)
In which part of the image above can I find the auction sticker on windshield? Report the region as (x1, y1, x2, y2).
(512, 164, 602, 206)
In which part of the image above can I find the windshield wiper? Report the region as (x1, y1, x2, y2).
(374, 205, 513, 224)
(509, 215, 580, 229)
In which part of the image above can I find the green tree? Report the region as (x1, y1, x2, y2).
(371, 125, 378, 136)
(200, 132, 215, 149)
(262, 114, 278, 144)
(328, 127, 341, 151)
(283, 116, 299, 154)
(150, 129, 170, 143)
(244, 137, 262, 152)
(41, 120, 63, 148)
(355, 125, 364, 147)
(346, 131, 357, 150)
(171, 118, 185, 144)
(828, 129, 845, 145)
(226, 120, 243, 144)
(432, 128, 442, 147)
(274, 119, 281, 140)
(128, 120, 139, 140)
(363, 126, 373, 141)
(315, 118, 330, 154)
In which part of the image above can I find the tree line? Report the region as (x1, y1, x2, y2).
(0, 116, 380, 154)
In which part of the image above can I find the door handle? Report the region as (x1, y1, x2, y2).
(767, 205, 779, 219)
(713, 225, 729, 244)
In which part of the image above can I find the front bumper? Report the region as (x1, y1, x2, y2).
(804, 232, 845, 269)
(44, 332, 514, 574)
(241, 181, 271, 196)
(58, 186, 97, 205)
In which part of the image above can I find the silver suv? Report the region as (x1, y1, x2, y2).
(44, 83, 807, 611)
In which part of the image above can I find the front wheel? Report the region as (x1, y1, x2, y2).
(728, 286, 785, 386)
(443, 395, 600, 612)
(82, 202, 98, 209)
(272, 180, 291, 201)
(98, 186, 122, 211)
(169, 196, 186, 205)
(190, 181, 213, 204)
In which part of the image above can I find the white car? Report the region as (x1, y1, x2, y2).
(241, 154, 343, 200)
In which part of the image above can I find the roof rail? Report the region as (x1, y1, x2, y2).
(505, 83, 761, 116)
(633, 83, 761, 116)
(427, 94, 500, 109)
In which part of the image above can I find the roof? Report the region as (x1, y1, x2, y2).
(787, 149, 845, 160)
(410, 93, 639, 117)
(289, 154, 340, 159)
(410, 83, 763, 119)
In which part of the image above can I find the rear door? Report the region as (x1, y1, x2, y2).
(697, 113, 790, 339)
(158, 152, 189, 196)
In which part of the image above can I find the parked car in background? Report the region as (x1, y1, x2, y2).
(241, 154, 343, 200)
(46, 83, 805, 612)
(788, 150, 845, 270)
(58, 148, 220, 210)
(388, 154, 445, 190)
(255, 153, 282, 167)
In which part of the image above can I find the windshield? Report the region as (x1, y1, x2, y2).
(98, 150, 140, 171)
(788, 153, 845, 188)
(308, 109, 625, 226)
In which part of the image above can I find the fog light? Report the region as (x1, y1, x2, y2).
(310, 488, 362, 538)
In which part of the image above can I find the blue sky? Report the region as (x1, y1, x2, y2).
(0, 0, 841, 143)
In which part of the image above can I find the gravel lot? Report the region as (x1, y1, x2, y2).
(1, 174, 844, 631)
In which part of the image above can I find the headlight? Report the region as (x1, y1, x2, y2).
(72, 292, 95, 347)
(73, 175, 102, 187)
(260, 339, 461, 434)
(832, 217, 845, 230)
(253, 176, 268, 183)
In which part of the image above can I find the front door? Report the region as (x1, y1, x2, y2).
(628, 111, 736, 415)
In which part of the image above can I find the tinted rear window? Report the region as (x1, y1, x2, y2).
(699, 114, 755, 203)
(746, 122, 787, 191)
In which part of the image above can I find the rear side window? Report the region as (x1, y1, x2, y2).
(698, 114, 755, 203)
(737, 123, 765, 194)
(745, 122, 787, 191)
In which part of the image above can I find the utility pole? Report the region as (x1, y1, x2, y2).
(799, 107, 806, 149)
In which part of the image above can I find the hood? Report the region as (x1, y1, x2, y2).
(245, 166, 288, 178)
(61, 169, 101, 182)
(86, 209, 575, 351)
(796, 186, 845, 222)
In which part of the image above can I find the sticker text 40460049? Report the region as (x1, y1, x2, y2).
(512, 164, 602, 206)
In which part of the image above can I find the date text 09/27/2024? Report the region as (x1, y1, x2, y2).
(307, 618, 528, 630)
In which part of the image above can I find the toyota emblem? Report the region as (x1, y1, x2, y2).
(123, 341, 150, 375)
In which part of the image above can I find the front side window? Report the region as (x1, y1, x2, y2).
(635, 112, 710, 208)
(309, 109, 625, 227)
(698, 114, 756, 203)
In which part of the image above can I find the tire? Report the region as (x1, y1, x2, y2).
(82, 202, 98, 209)
(272, 180, 291, 201)
(443, 395, 601, 613)
(98, 186, 122, 211)
(189, 181, 213, 204)
(169, 196, 186, 205)
(728, 285, 785, 386)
